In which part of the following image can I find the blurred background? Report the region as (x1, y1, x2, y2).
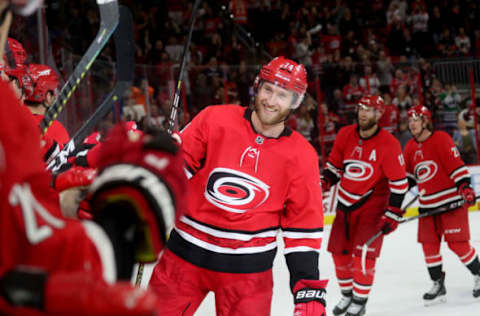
(12, 0, 480, 166)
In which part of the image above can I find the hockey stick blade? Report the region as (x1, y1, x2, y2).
(361, 190, 424, 275)
(47, 5, 134, 172)
(40, 0, 119, 135)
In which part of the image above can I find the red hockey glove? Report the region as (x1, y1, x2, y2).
(53, 166, 97, 192)
(459, 183, 476, 206)
(293, 279, 328, 316)
(320, 175, 331, 194)
(377, 207, 403, 235)
(46, 272, 157, 316)
(0, 267, 157, 316)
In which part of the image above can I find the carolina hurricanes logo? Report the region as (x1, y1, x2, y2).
(205, 167, 270, 213)
(414, 160, 438, 183)
(343, 160, 374, 181)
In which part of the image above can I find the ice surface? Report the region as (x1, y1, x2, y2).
(136, 212, 480, 315)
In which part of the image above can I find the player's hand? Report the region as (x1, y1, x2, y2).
(377, 207, 403, 235)
(459, 183, 476, 206)
(293, 279, 328, 316)
(171, 131, 182, 146)
(53, 166, 97, 192)
(320, 175, 331, 194)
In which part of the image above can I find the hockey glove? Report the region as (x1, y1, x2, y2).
(293, 279, 328, 316)
(0, 267, 46, 309)
(320, 175, 331, 194)
(459, 183, 476, 206)
(52, 166, 97, 192)
(377, 207, 403, 235)
(0, 267, 158, 316)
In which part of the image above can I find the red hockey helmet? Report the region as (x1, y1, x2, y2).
(408, 105, 432, 121)
(357, 95, 385, 112)
(255, 56, 308, 109)
(25, 64, 59, 103)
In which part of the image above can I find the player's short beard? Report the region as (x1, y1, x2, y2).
(358, 116, 377, 131)
(254, 99, 291, 126)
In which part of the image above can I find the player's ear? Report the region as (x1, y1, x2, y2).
(291, 93, 304, 110)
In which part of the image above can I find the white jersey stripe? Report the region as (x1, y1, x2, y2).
(282, 231, 324, 239)
(180, 216, 278, 241)
(175, 227, 278, 254)
(283, 246, 320, 255)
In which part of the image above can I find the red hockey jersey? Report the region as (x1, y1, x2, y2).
(31, 114, 70, 145)
(170, 105, 324, 275)
(404, 131, 470, 210)
(0, 81, 115, 284)
(326, 125, 408, 211)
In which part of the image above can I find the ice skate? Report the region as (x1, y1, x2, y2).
(345, 297, 366, 316)
(473, 274, 480, 298)
(423, 273, 446, 306)
(332, 292, 352, 315)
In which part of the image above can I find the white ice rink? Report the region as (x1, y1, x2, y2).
(136, 212, 480, 315)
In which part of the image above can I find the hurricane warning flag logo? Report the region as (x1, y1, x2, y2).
(343, 159, 374, 181)
(205, 167, 270, 213)
(414, 160, 438, 183)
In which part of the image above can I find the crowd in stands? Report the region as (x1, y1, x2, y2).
(14, 0, 480, 164)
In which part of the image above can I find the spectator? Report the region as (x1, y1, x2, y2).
(379, 93, 400, 134)
(377, 50, 394, 93)
(453, 110, 477, 164)
(455, 27, 471, 56)
(438, 83, 462, 135)
(359, 65, 381, 95)
(390, 68, 409, 96)
(428, 6, 443, 44)
(392, 84, 413, 123)
(342, 74, 365, 125)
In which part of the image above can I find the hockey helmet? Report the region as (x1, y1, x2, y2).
(357, 95, 385, 112)
(255, 56, 308, 109)
(408, 105, 432, 121)
(88, 123, 187, 263)
(25, 64, 59, 103)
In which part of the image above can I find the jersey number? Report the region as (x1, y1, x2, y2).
(9, 183, 65, 244)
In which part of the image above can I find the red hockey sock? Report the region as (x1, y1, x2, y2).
(352, 256, 375, 300)
(333, 254, 354, 294)
(447, 241, 478, 266)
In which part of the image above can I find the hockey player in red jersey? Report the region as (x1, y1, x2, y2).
(322, 95, 409, 316)
(23, 63, 70, 145)
(404, 105, 480, 304)
(0, 2, 187, 313)
(149, 56, 327, 316)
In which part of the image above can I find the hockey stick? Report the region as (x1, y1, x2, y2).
(134, 0, 203, 287)
(401, 195, 480, 223)
(39, 0, 119, 135)
(47, 5, 134, 173)
(361, 189, 424, 275)
(167, 0, 202, 134)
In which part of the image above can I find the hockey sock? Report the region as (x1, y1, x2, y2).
(427, 265, 443, 281)
(422, 242, 443, 279)
(466, 256, 480, 276)
(352, 256, 375, 300)
(333, 254, 354, 294)
(447, 241, 480, 274)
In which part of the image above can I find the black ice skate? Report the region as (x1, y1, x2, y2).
(345, 297, 366, 316)
(332, 292, 353, 315)
(473, 274, 480, 298)
(423, 273, 446, 306)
